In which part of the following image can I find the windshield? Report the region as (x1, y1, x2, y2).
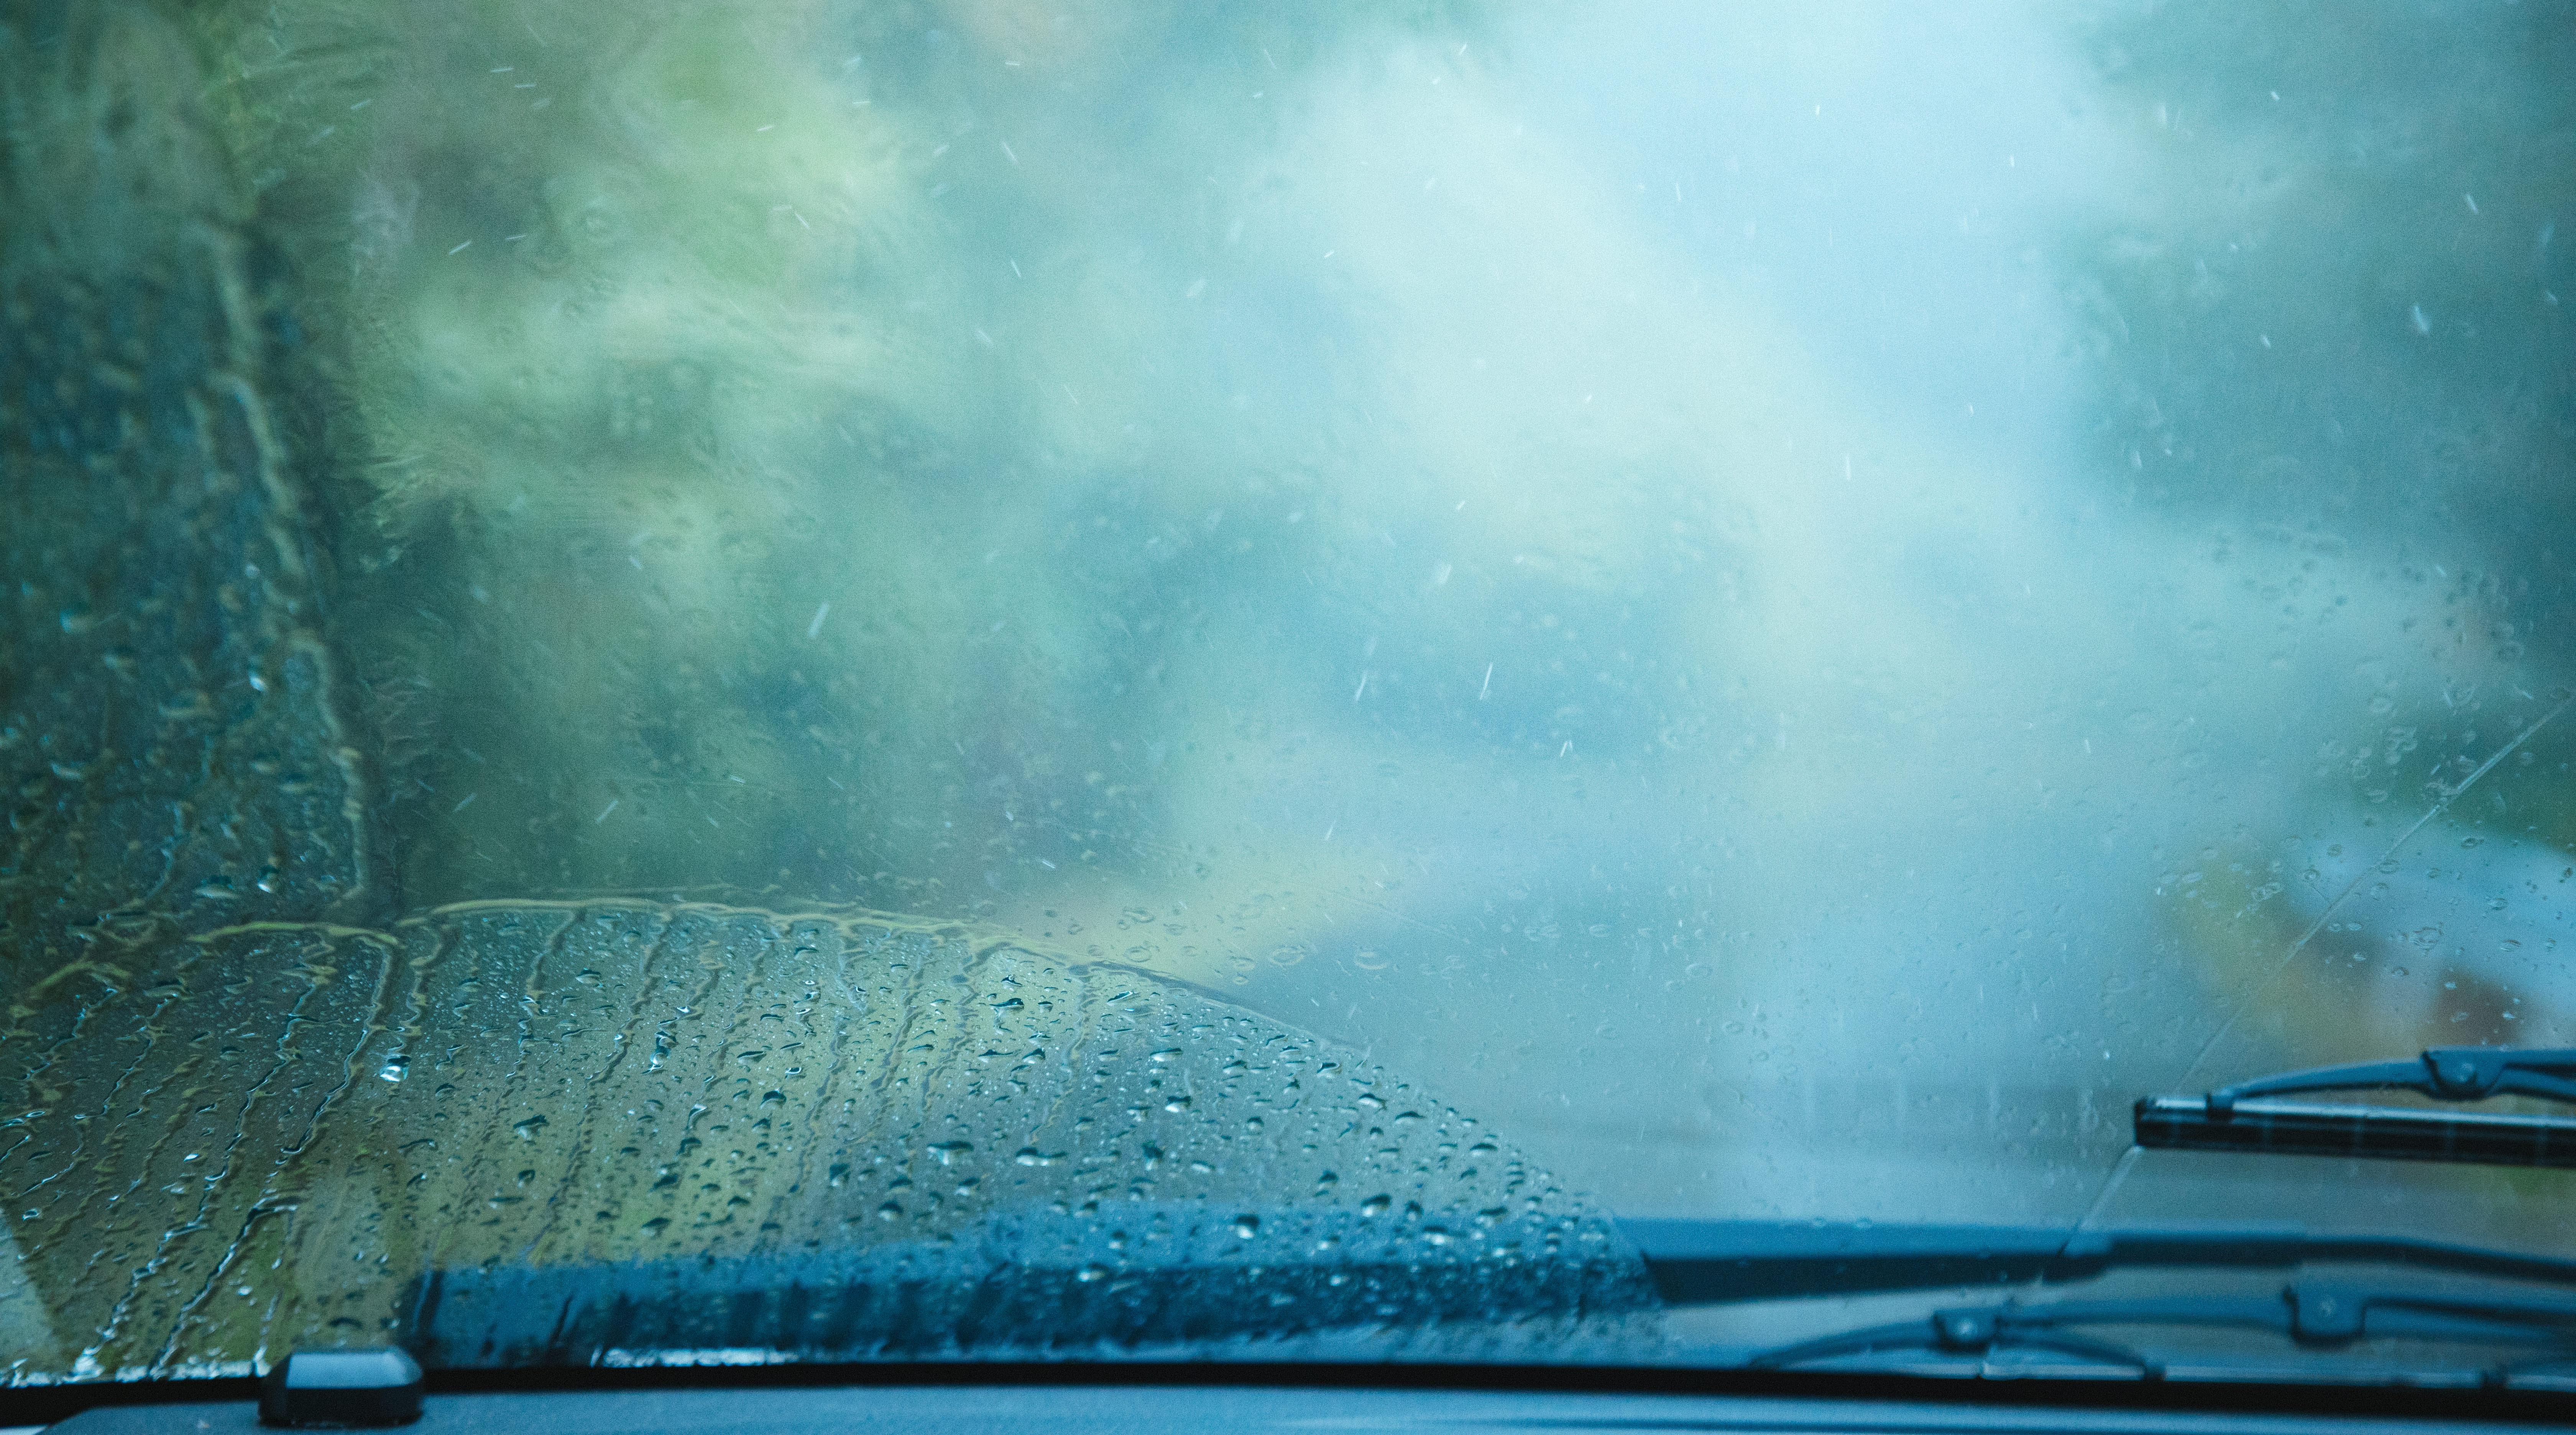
(5, 0, 2575, 1392)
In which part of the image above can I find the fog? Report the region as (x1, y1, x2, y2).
(263, 0, 2576, 1223)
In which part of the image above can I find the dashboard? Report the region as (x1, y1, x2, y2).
(26, 1381, 2572, 1435)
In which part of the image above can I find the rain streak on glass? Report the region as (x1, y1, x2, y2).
(6, 0, 2576, 1388)
(2, 907, 1644, 1372)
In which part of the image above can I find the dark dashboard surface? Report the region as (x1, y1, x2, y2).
(32, 1385, 2566, 1435)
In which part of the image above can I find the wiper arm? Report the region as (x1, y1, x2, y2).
(1746, 1282, 2576, 1379)
(2134, 1046, 2576, 1169)
(1619, 1220, 2576, 1306)
(2206, 1047, 2576, 1112)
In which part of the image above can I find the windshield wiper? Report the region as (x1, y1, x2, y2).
(1618, 1220, 2576, 1306)
(408, 1202, 1658, 1364)
(1745, 1282, 2576, 1382)
(2134, 1047, 2576, 1169)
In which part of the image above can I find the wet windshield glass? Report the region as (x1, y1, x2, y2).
(4, 0, 2573, 1386)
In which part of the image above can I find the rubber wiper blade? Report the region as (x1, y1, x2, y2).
(1745, 1282, 2576, 1380)
(2135, 1046, 2576, 1169)
(2135, 1096, 2576, 1168)
(1618, 1220, 2576, 1306)
(409, 1202, 1657, 1365)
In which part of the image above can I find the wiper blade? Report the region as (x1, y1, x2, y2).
(2135, 1096, 2576, 1168)
(2134, 1046, 2576, 1169)
(409, 1203, 1656, 1365)
(1745, 1282, 2576, 1380)
(1618, 1220, 2576, 1306)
